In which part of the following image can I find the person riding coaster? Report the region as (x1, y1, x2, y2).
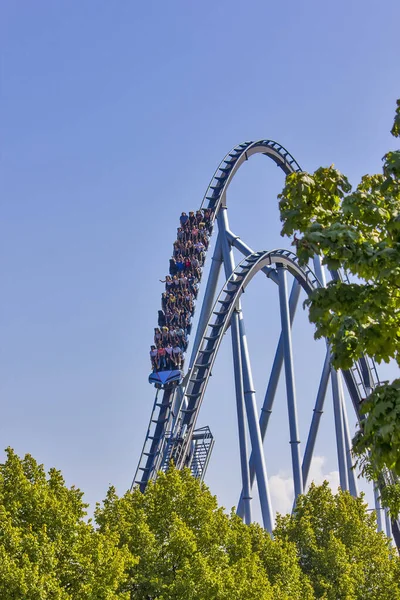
(148, 207, 214, 388)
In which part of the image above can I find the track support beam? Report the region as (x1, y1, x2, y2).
(189, 233, 223, 368)
(238, 311, 273, 532)
(302, 349, 331, 488)
(237, 278, 301, 517)
(374, 485, 383, 532)
(277, 264, 303, 500)
(339, 373, 358, 497)
(231, 308, 252, 525)
(331, 369, 349, 491)
(218, 206, 273, 531)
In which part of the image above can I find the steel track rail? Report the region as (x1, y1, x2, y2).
(200, 139, 302, 213)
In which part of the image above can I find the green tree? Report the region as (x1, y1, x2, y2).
(278, 100, 400, 513)
(274, 482, 400, 599)
(0, 448, 133, 599)
(95, 466, 314, 600)
(3, 450, 400, 599)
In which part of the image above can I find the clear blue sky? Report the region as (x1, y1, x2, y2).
(1, 1, 399, 516)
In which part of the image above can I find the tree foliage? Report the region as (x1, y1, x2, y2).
(278, 100, 400, 508)
(0, 448, 133, 599)
(1, 451, 400, 599)
(95, 466, 313, 600)
(274, 482, 400, 599)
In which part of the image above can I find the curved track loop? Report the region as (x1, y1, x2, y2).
(173, 249, 321, 469)
(201, 139, 302, 213)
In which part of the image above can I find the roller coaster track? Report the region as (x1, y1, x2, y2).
(132, 139, 399, 549)
(132, 140, 301, 491)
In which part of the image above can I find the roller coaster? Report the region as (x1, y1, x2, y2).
(132, 140, 400, 550)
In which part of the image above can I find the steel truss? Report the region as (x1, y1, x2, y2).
(133, 140, 400, 549)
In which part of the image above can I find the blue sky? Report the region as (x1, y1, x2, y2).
(1, 1, 399, 518)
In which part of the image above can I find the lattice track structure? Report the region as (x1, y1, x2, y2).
(132, 140, 400, 549)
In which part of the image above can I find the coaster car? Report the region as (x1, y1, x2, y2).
(149, 369, 183, 389)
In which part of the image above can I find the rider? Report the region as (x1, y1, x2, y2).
(150, 345, 159, 370)
(172, 344, 182, 369)
(157, 346, 167, 370)
(165, 343, 174, 369)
